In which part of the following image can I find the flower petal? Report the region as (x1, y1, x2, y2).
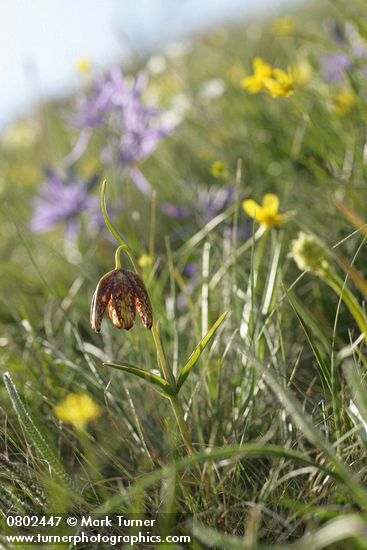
(262, 194, 280, 216)
(242, 199, 263, 220)
(240, 75, 264, 94)
(90, 270, 115, 332)
(253, 57, 273, 77)
(108, 270, 136, 330)
(126, 271, 153, 329)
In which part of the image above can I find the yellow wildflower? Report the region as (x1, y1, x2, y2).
(240, 57, 273, 94)
(243, 194, 287, 228)
(77, 58, 91, 75)
(138, 253, 154, 268)
(271, 17, 296, 36)
(211, 161, 228, 179)
(263, 68, 294, 98)
(55, 393, 102, 431)
(241, 58, 294, 98)
(334, 90, 357, 116)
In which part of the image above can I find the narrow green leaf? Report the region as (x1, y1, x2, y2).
(298, 514, 367, 549)
(286, 289, 332, 392)
(286, 290, 331, 350)
(176, 311, 229, 393)
(261, 235, 282, 317)
(3, 372, 72, 487)
(344, 362, 367, 429)
(103, 361, 176, 395)
(336, 253, 367, 299)
(327, 272, 367, 338)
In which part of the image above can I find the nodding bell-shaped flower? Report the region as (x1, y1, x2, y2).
(90, 268, 153, 332)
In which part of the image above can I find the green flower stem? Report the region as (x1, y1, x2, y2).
(169, 395, 195, 455)
(114, 246, 123, 269)
(151, 323, 176, 388)
(151, 322, 194, 455)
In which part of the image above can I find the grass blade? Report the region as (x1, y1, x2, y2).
(286, 289, 332, 391)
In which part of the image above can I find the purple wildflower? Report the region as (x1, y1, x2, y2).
(73, 69, 120, 129)
(197, 185, 237, 224)
(74, 67, 175, 195)
(161, 203, 191, 219)
(102, 72, 174, 193)
(183, 263, 199, 278)
(31, 170, 99, 240)
(322, 53, 353, 82)
(161, 185, 237, 223)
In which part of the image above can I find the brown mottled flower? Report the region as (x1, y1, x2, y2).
(90, 269, 153, 332)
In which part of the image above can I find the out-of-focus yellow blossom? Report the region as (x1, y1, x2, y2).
(55, 393, 102, 431)
(334, 90, 357, 116)
(263, 68, 294, 98)
(243, 194, 288, 228)
(241, 58, 294, 98)
(211, 161, 228, 179)
(292, 60, 312, 86)
(240, 57, 273, 94)
(139, 253, 154, 268)
(77, 58, 91, 75)
(271, 17, 296, 36)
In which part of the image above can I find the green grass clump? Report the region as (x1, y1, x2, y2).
(2, 1, 367, 548)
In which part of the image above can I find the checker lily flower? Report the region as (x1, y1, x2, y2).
(243, 193, 290, 228)
(90, 268, 153, 332)
(89, 181, 229, 460)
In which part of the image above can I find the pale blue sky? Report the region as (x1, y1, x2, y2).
(0, 0, 299, 128)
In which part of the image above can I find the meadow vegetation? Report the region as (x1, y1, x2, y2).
(2, 1, 367, 547)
